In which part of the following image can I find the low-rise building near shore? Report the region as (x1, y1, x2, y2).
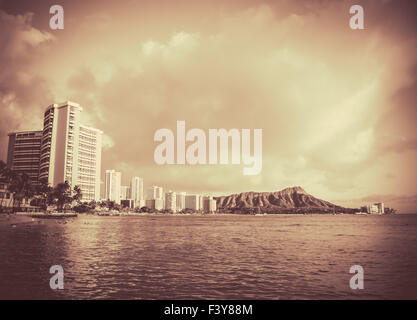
(367, 202, 384, 214)
(146, 199, 163, 211)
(121, 199, 135, 209)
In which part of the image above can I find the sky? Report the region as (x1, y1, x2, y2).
(0, 0, 416, 212)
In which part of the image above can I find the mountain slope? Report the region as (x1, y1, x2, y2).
(215, 186, 346, 213)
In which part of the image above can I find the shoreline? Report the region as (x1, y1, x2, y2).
(1, 211, 392, 218)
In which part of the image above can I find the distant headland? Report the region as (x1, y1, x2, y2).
(215, 186, 396, 214)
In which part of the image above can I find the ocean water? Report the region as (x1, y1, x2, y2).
(0, 214, 416, 299)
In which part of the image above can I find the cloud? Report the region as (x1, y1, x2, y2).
(48, 4, 417, 198)
(0, 10, 54, 158)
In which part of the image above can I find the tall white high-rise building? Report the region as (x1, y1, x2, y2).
(198, 195, 204, 211)
(78, 124, 103, 201)
(176, 192, 186, 211)
(131, 176, 145, 208)
(39, 101, 102, 201)
(105, 169, 121, 204)
(130, 177, 144, 201)
(165, 191, 176, 212)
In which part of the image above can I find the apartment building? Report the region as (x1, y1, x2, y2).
(7, 131, 42, 184)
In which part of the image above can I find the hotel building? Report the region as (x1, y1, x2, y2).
(185, 194, 200, 211)
(367, 202, 384, 214)
(7, 131, 42, 184)
(130, 176, 144, 207)
(77, 124, 102, 201)
(146, 185, 164, 211)
(176, 192, 186, 211)
(203, 196, 217, 213)
(105, 169, 121, 204)
(147, 186, 163, 201)
(165, 191, 177, 212)
(39, 101, 102, 202)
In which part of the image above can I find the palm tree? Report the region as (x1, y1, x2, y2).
(52, 181, 73, 212)
(0, 160, 7, 208)
(72, 185, 83, 204)
(4, 168, 17, 208)
(32, 182, 53, 212)
(8, 173, 34, 212)
(0, 161, 21, 210)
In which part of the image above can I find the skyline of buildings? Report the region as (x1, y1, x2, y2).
(5, 102, 217, 212)
(3, 102, 382, 214)
(3, 107, 385, 215)
(103, 170, 216, 212)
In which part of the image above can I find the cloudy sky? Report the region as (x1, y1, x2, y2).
(0, 0, 416, 212)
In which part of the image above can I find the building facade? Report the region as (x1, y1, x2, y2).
(185, 194, 200, 211)
(7, 131, 42, 184)
(39, 101, 102, 201)
(176, 192, 186, 211)
(146, 199, 164, 211)
(120, 185, 130, 201)
(130, 177, 144, 203)
(367, 202, 384, 214)
(165, 191, 176, 212)
(77, 124, 102, 201)
(147, 186, 163, 200)
(203, 196, 217, 213)
(105, 169, 121, 204)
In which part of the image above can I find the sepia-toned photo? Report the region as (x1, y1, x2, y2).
(0, 0, 417, 306)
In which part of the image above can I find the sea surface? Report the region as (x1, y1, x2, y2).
(1, 214, 417, 299)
